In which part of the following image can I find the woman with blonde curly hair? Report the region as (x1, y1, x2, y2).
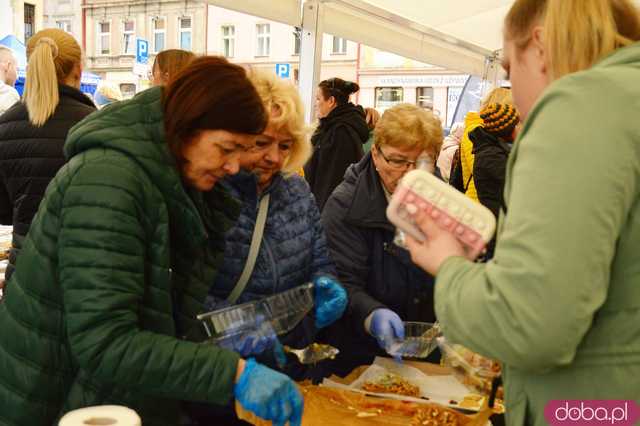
(203, 70, 346, 390)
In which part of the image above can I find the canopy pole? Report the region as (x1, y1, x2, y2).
(298, 0, 324, 124)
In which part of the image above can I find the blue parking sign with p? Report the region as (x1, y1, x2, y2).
(136, 39, 149, 65)
(275, 63, 290, 78)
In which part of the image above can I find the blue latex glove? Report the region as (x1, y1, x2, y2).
(313, 275, 348, 329)
(369, 308, 405, 353)
(235, 358, 304, 426)
(230, 315, 278, 358)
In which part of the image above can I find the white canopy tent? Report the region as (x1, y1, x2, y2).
(205, 0, 640, 121)
(208, 0, 513, 121)
(207, 0, 512, 73)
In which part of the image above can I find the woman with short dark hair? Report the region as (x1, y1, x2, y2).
(0, 56, 303, 426)
(304, 77, 369, 211)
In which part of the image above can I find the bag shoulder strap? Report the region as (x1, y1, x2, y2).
(464, 172, 473, 192)
(227, 193, 270, 304)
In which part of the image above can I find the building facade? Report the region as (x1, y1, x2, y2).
(206, 6, 359, 86)
(84, 0, 207, 97)
(43, 0, 82, 45)
(358, 47, 468, 127)
(0, 0, 45, 44)
(206, 6, 466, 126)
(76, 3, 468, 120)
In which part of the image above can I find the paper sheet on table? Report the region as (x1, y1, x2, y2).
(322, 357, 476, 409)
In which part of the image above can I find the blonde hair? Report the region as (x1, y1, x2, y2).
(93, 80, 123, 107)
(374, 104, 443, 158)
(153, 49, 196, 84)
(248, 70, 311, 175)
(505, 0, 640, 80)
(480, 87, 513, 109)
(24, 29, 82, 127)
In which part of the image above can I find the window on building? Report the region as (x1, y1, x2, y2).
(179, 16, 192, 51)
(221, 25, 235, 58)
(122, 20, 135, 55)
(293, 27, 301, 55)
(120, 83, 136, 99)
(375, 87, 403, 109)
(153, 17, 166, 53)
(416, 87, 434, 110)
(97, 21, 111, 55)
(256, 23, 270, 57)
(24, 4, 35, 42)
(56, 20, 72, 33)
(332, 36, 347, 54)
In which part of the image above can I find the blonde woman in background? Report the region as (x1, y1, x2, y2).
(0, 28, 96, 282)
(456, 87, 512, 199)
(150, 48, 196, 86)
(93, 80, 123, 108)
(406, 0, 640, 424)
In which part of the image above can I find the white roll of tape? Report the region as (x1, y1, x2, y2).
(59, 405, 141, 426)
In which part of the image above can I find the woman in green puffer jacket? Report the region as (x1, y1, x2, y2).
(0, 56, 303, 426)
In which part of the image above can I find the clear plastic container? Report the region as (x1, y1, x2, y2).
(197, 282, 315, 341)
(197, 299, 266, 338)
(437, 337, 501, 396)
(393, 151, 435, 249)
(262, 283, 314, 335)
(386, 322, 441, 359)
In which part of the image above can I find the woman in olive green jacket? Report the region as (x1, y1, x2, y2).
(405, 1, 640, 425)
(0, 57, 302, 426)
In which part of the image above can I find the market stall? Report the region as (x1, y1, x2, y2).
(236, 357, 503, 425)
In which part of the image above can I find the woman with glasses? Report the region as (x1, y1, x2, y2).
(304, 77, 369, 211)
(320, 104, 443, 374)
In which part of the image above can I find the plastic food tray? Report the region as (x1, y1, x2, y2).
(437, 337, 500, 396)
(262, 283, 314, 335)
(386, 322, 441, 359)
(197, 283, 314, 342)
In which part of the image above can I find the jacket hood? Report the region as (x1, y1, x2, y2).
(469, 126, 511, 154)
(341, 152, 393, 231)
(318, 102, 369, 143)
(64, 87, 236, 249)
(65, 86, 165, 162)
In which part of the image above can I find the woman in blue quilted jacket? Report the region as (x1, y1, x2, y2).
(204, 71, 347, 382)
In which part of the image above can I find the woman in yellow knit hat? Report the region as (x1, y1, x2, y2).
(469, 102, 520, 258)
(457, 87, 513, 201)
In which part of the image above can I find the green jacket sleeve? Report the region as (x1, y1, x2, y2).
(435, 75, 636, 372)
(58, 159, 240, 404)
